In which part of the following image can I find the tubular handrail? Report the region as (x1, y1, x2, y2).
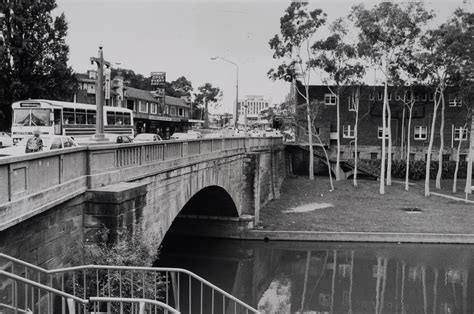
(0, 253, 260, 313)
(0, 270, 89, 305)
(47, 265, 260, 313)
(89, 297, 180, 314)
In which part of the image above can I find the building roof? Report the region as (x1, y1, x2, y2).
(124, 86, 157, 102)
(165, 95, 190, 108)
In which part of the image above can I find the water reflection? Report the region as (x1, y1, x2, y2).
(156, 237, 474, 314)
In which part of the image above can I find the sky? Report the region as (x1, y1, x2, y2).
(55, 0, 470, 114)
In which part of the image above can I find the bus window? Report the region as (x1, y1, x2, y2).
(87, 110, 96, 125)
(13, 109, 51, 126)
(64, 108, 75, 125)
(106, 112, 115, 125)
(115, 113, 123, 125)
(76, 109, 86, 124)
(14, 109, 30, 125)
(123, 113, 131, 125)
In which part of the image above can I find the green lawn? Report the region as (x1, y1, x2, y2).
(260, 176, 474, 234)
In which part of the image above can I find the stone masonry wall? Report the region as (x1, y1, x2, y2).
(0, 195, 85, 269)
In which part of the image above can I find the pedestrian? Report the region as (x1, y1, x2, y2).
(25, 129, 43, 153)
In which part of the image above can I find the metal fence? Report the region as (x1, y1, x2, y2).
(0, 253, 260, 314)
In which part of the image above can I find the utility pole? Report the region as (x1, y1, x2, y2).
(90, 46, 111, 142)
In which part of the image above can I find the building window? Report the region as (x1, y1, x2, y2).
(396, 93, 401, 101)
(352, 151, 360, 159)
(454, 127, 468, 140)
(314, 127, 321, 135)
(415, 94, 419, 101)
(178, 108, 184, 116)
(414, 126, 427, 140)
(410, 153, 416, 160)
(378, 92, 383, 101)
(388, 92, 392, 100)
(378, 126, 389, 139)
(429, 93, 434, 101)
(460, 154, 467, 162)
(369, 92, 374, 100)
(348, 96, 356, 111)
(370, 152, 378, 160)
(170, 106, 177, 116)
(422, 93, 427, 101)
(150, 103, 157, 114)
(449, 95, 462, 107)
(343, 125, 355, 138)
(139, 101, 148, 113)
(324, 93, 336, 105)
(442, 154, 450, 162)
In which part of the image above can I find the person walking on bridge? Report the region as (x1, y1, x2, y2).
(25, 129, 43, 153)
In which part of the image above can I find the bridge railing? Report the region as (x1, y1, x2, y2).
(0, 253, 259, 314)
(0, 136, 282, 230)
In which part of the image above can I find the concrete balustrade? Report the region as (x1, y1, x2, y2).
(0, 137, 282, 231)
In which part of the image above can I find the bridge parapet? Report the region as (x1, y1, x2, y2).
(0, 137, 282, 231)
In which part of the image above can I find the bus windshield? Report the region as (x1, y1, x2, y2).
(14, 109, 51, 126)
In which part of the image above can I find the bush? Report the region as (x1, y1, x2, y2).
(388, 159, 469, 181)
(69, 225, 165, 312)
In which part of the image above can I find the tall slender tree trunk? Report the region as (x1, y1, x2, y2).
(387, 100, 393, 186)
(336, 90, 341, 181)
(306, 85, 314, 180)
(315, 133, 334, 190)
(353, 87, 360, 188)
(436, 91, 445, 189)
(405, 101, 414, 191)
(401, 105, 406, 160)
(425, 89, 441, 197)
(453, 127, 465, 193)
(380, 78, 388, 195)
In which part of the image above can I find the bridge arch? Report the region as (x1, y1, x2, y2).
(180, 185, 239, 217)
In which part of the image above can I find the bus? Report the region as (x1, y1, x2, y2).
(11, 99, 134, 144)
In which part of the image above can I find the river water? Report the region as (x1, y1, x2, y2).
(156, 236, 474, 314)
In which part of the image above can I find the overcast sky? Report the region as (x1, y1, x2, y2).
(55, 0, 470, 113)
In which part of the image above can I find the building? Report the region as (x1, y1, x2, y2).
(74, 71, 192, 138)
(292, 81, 470, 161)
(237, 95, 272, 128)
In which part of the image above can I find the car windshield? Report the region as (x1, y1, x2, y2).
(14, 109, 51, 126)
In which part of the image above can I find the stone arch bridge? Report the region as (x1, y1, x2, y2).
(0, 137, 286, 269)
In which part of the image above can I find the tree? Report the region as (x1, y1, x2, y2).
(420, 9, 471, 196)
(111, 68, 151, 90)
(351, 2, 432, 194)
(0, 0, 76, 130)
(165, 76, 193, 98)
(194, 83, 222, 128)
(268, 2, 327, 180)
(313, 18, 365, 181)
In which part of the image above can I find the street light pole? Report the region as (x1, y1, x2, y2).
(90, 46, 111, 142)
(210, 57, 241, 131)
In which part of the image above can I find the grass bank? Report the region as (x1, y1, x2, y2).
(259, 177, 474, 234)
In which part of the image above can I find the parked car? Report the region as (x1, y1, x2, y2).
(170, 132, 200, 140)
(264, 128, 282, 137)
(0, 132, 13, 148)
(186, 130, 203, 138)
(75, 133, 134, 145)
(0, 135, 78, 157)
(134, 133, 163, 142)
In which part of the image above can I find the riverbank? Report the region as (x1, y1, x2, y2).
(257, 176, 474, 238)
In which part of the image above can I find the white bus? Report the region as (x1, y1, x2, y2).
(11, 100, 134, 143)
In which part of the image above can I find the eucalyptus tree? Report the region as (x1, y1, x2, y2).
(351, 2, 433, 194)
(268, 2, 327, 180)
(312, 18, 365, 181)
(420, 9, 472, 196)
